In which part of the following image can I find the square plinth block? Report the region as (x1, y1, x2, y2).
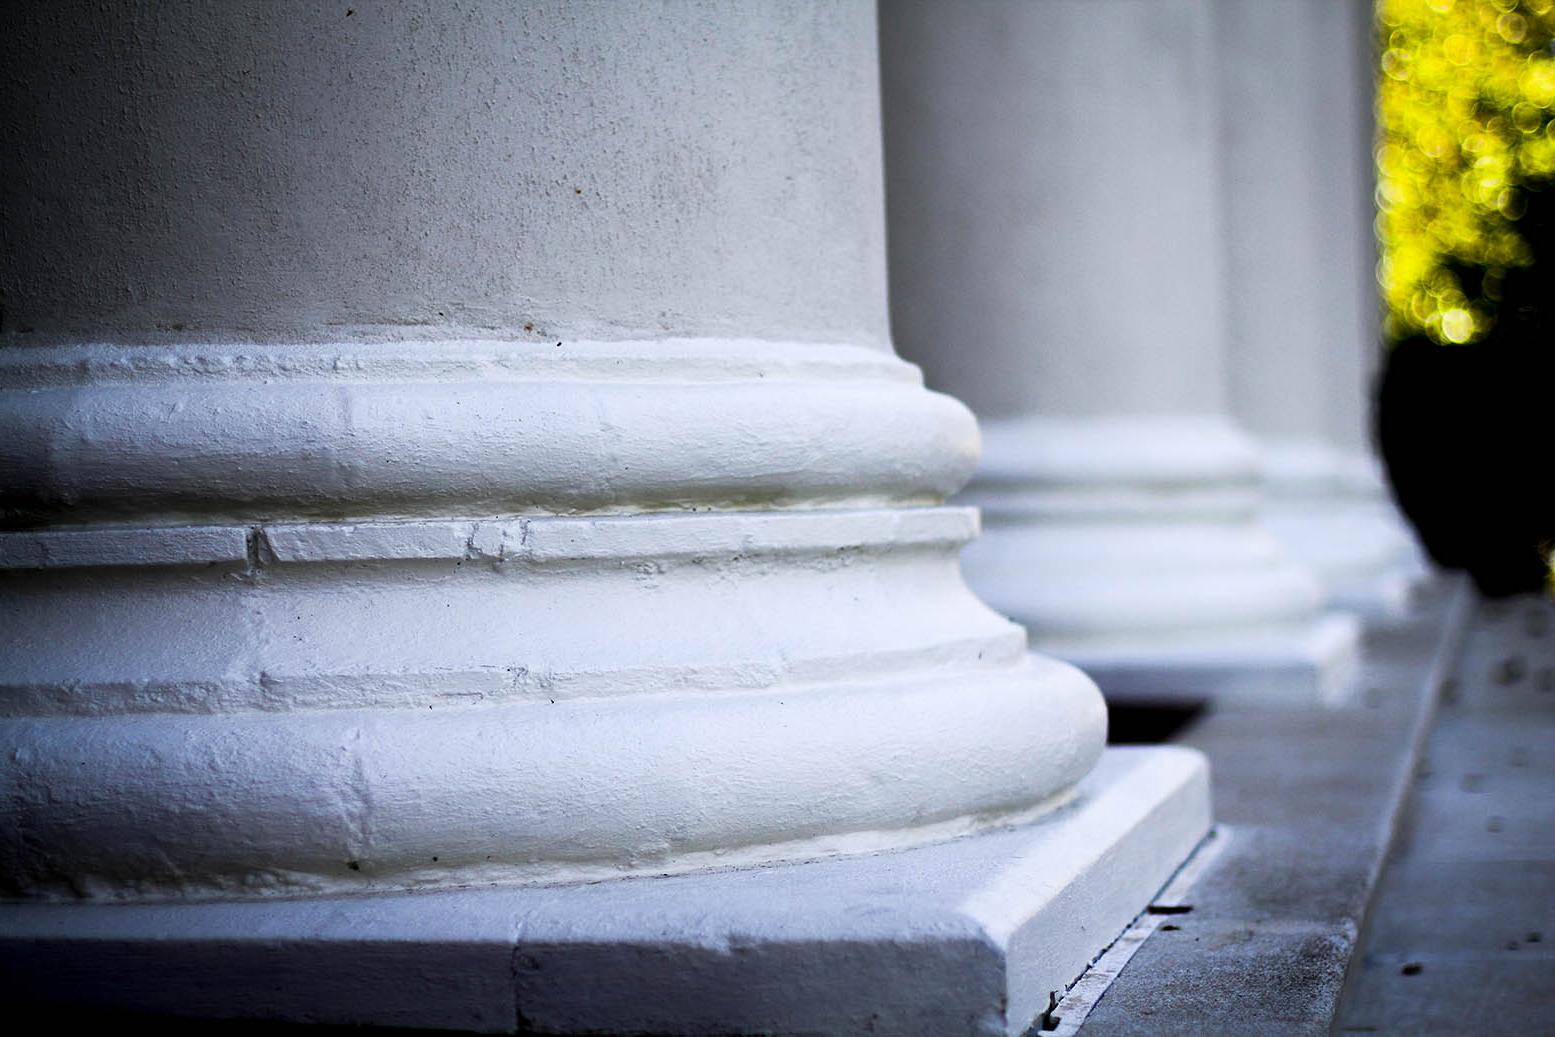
(0, 746, 1211, 1036)
(1052, 612, 1363, 708)
(1330, 568, 1431, 622)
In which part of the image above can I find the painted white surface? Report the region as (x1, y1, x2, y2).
(0, 339, 977, 525)
(0, 2, 1135, 903)
(1258, 441, 1431, 617)
(964, 420, 1315, 639)
(0, 746, 1212, 1036)
(1315, 0, 1391, 458)
(1060, 613, 1363, 708)
(960, 417, 1362, 704)
(0, 1, 890, 348)
(0, 16, 1209, 1032)
(0, 342, 1112, 899)
(880, 0, 1361, 702)
(882, 0, 1230, 419)
(1213, 0, 1429, 611)
(1217, 0, 1382, 457)
(1217, 0, 1337, 443)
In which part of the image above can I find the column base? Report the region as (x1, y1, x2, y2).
(1045, 612, 1363, 708)
(0, 747, 1209, 1036)
(961, 415, 1362, 707)
(1259, 441, 1433, 619)
(0, 340, 1120, 901)
(1261, 506, 1433, 619)
(1331, 568, 1431, 620)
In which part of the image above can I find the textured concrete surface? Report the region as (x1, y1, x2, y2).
(2, 1, 890, 346)
(1080, 579, 1471, 1035)
(1334, 593, 1555, 1034)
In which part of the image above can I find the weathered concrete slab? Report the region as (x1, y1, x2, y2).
(1082, 919, 1355, 1035)
(1079, 578, 1471, 1035)
(1337, 958, 1553, 1035)
(1359, 859, 1555, 955)
(1335, 593, 1555, 1035)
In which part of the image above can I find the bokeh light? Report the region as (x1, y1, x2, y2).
(1376, 0, 1555, 344)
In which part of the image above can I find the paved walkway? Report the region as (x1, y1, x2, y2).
(1076, 581, 1464, 1035)
(1335, 593, 1555, 1034)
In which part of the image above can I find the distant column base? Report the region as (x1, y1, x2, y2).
(961, 416, 1364, 708)
(0, 747, 1209, 1037)
(1259, 441, 1433, 620)
(1044, 611, 1363, 708)
(1263, 506, 1433, 620)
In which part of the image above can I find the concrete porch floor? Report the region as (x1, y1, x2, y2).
(1076, 578, 1553, 1035)
(1333, 592, 1555, 1034)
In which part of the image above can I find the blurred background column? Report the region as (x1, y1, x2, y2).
(882, 0, 1361, 706)
(1216, 0, 1429, 617)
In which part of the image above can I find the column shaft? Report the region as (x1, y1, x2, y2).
(1215, 0, 1428, 615)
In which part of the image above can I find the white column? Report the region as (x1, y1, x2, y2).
(882, 0, 1360, 705)
(0, 3, 1207, 1031)
(1216, 0, 1428, 616)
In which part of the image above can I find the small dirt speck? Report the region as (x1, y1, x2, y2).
(1038, 992, 1061, 1032)
(1494, 656, 1527, 685)
(1400, 962, 1423, 976)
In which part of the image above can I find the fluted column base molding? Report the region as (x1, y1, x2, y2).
(0, 340, 1211, 1030)
(0, 338, 1122, 899)
(1258, 441, 1433, 619)
(961, 416, 1363, 707)
(0, 746, 1211, 1035)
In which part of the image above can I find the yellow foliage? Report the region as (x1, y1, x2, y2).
(1377, 0, 1555, 343)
